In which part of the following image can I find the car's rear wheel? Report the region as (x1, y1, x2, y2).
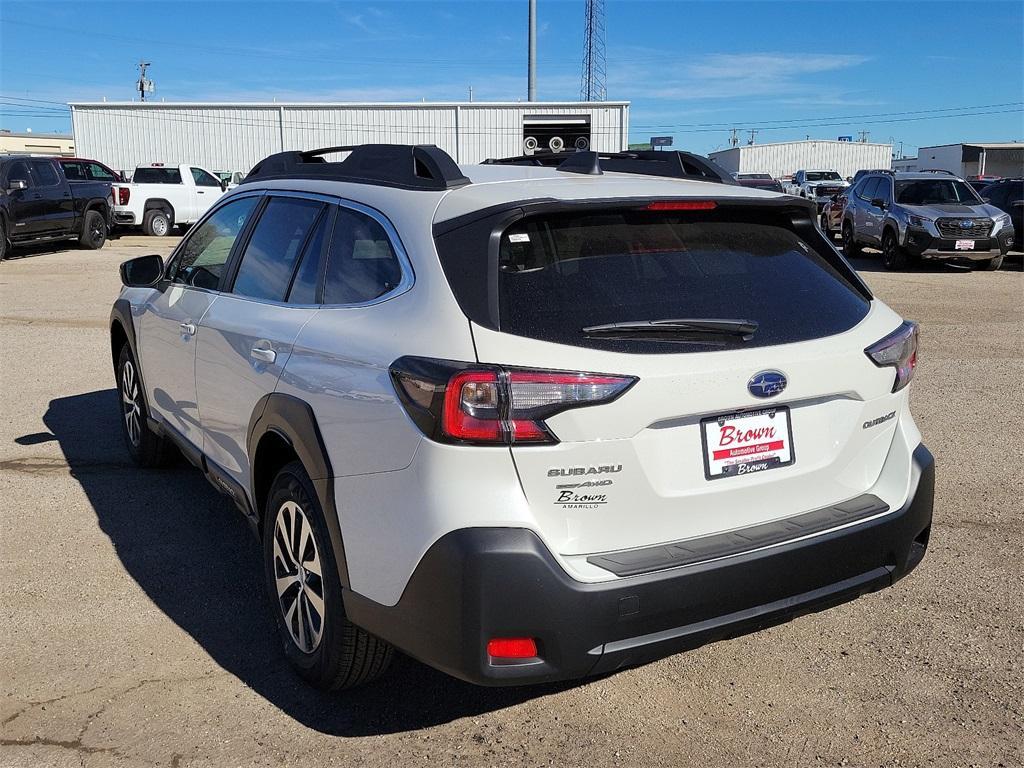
(263, 461, 393, 689)
(116, 344, 170, 467)
(976, 255, 1004, 271)
(842, 221, 862, 257)
(143, 209, 171, 237)
(882, 229, 908, 270)
(78, 210, 108, 249)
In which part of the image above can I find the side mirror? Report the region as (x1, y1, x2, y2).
(120, 254, 164, 287)
(871, 197, 887, 210)
(7, 179, 27, 193)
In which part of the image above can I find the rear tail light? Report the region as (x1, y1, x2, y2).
(391, 357, 637, 445)
(487, 637, 539, 660)
(116, 186, 130, 205)
(865, 321, 918, 392)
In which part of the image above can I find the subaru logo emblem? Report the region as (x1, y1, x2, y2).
(960, 220, 973, 229)
(748, 370, 787, 398)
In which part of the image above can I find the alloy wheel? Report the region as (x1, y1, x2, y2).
(121, 359, 142, 447)
(272, 501, 325, 654)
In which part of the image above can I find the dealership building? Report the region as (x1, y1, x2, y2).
(709, 139, 893, 180)
(69, 101, 630, 174)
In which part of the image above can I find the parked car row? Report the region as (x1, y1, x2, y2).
(819, 170, 1016, 270)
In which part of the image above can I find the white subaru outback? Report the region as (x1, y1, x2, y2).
(110, 145, 934, 689)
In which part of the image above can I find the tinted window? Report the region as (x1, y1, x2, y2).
(6, 161, 32, 187)
(288, 209, 331, 304)
(858, 177, 881, 201)
(173, 197, 259, 290)
(61, 161, 87, 181)
(233, 197, 324, 302)
(492, 211, 869, 354)
(322, 208, 402, 304)
(133, 167, 182, 184)
(191, 167, 221, 187)
(31, 161, 60, 187)
(895, 179, 980, 205)
(875, 177, 893, 202)
(806, 171, 842, 182)
(86, 162, 116, 181)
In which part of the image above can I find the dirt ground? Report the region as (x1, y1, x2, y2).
(1, 237, 1021, 767)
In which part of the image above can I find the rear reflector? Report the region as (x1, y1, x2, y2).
(487, 637, 538, 659)
(646, 200, 718, 211)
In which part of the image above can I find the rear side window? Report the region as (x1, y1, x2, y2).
(133, 167, 182, 184)
(482, 210, 870, 353)
(61, 162, 86, 180)
(31, 161, 60, 187)
(287, 208, 332, 304)
(322, 208, 403, 305)
(232, 197, 324, 302)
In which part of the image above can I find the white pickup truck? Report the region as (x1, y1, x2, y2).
(783, 169, 849, 210)
(111, 164, 227, 236)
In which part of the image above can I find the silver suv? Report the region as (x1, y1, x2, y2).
(842, 170, 1014, 270)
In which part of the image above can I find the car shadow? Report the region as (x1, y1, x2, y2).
(39, 389, 581, 736)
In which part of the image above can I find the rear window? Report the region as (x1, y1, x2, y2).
(485, 210, 869, 353)
(133, 167, 182, 184)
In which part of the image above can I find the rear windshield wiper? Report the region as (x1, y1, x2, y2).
(582, 318, 758, 341)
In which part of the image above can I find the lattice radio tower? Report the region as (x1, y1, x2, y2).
(580, 0, 607, 101)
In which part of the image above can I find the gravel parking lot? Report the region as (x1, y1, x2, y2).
(1, 238, 1021, 768)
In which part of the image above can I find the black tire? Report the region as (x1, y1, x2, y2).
(842, 221, 862, 257)
(0, 219, 7, 260)
(976, 255, 1004, 271)
(116, 343, 170, 467)
(78, 210, 108, 249)
(882, 229, 909, 270)
(263, 460, 393, 690)
(143, 209, 171, 237)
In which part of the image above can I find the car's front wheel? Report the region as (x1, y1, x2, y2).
(882, 229, 909, 270)
(263, 461, 393, 689)
(116, 344, 170, 467)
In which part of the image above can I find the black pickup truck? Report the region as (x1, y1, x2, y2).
(0, 155, 112, 259)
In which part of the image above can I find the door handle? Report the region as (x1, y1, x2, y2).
(250, 346, 276, 364)
(180, 322, 196, 336)
(197, 190, 206, 194)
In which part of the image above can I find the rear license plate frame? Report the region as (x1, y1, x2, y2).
(700, 406, 795, 481)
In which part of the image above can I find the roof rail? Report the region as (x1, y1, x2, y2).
(482, 149, 737, 185)
(242, 144, 470, 191)
(919, 169, 956, 175)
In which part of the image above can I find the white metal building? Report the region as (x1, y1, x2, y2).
(915, 142, 1023, 178)
(69, 101, 630, 173)
(709, 139, 892, 180)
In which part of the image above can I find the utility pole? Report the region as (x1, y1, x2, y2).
(747, 129, 758, 146)
(527, 0, 536, 101)
(729, 128, 739, 147)
(857, 130, 870, 143)
(136, 61, 154, 101)
(580, 0, 607, 101)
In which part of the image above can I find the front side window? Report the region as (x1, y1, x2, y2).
(858, 177, 881, 202)
(86, 162, 116, 181)
(322, 208, 403, 305)
(232, 197, 324, 302)
(191, 167, 221, 187)
(172, 197, 259, 290)
(31, 160, 60, 187)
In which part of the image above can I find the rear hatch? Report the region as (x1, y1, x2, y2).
(434, 197, 909, 558)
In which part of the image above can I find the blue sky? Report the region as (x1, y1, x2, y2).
(1, 0, 1021, 155)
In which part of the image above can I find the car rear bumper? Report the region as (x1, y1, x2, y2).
(344, 444, 935, 686)
(113, 211, 137, 226)
(905, 227, 1013, 259)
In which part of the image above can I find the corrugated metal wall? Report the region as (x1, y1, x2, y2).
(70, 102, 629, 173)
(709, 141, 892, 179)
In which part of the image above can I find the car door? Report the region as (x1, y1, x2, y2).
(29, 160, 74, 234)
(191, 167, 224, 221)
(194, 193, 329, 486)
(864, 176, 892, 244)
(137, 194, 261, 449)
(3, 160, 39, 236)
(855, 178, 880, 242)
